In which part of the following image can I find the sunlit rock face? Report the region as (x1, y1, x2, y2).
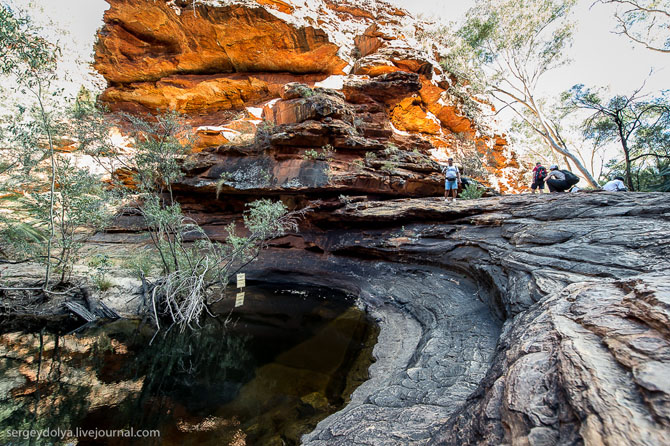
(94, 0, 527, 195)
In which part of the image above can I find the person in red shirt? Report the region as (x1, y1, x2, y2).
(531, 162, 547, 194)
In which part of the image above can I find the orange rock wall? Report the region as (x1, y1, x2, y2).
(94, 0, 526, 194)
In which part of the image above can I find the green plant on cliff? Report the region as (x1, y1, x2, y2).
(302, 144, 335, 161)
(297, 85, 315, 98)
(459, 182, 485, 200)
(380, 161, 397, 174)
(79, 110, 301, 332)
(254, 119, 275, 145)
(352, 159, 365, 171)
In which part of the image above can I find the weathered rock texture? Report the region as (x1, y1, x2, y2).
(17, 190, 670, 445)
(95, 0, 528, 194)
(235, 192, 669, 445)
(89, 1, 670, 444)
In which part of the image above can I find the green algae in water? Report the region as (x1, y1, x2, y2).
(0, 285, 378, 446)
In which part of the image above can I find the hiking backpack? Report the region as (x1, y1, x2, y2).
(561, 170, 580, 186)
(535, 166, 547, 181)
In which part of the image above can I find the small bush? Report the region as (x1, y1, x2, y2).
(94, 277, 114, 292)
(88, 254, 113, 291)
(384, 144, 399, 156)
(254, 120, 276, 145)
(459, 183, 485, 199)
(302, 144, 335, 161)
(380, 161, 396, 173)
(298, 85, 315, 98)
(122, 251, 156, 279)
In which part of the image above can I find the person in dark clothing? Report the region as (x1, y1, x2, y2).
(531, 162, 547, 194)
(545, 164, 570, 192)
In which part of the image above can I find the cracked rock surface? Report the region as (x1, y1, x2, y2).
(250, 192, 670, 445)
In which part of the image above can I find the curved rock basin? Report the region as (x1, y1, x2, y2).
(0, 284, 378, 446)
(245, 257, 504, 445)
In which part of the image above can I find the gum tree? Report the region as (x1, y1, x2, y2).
(0, 5, 112, 288)
(565, 84, 670, 190)
(596, 0, 670, 53)
(444, 0, 599, 187)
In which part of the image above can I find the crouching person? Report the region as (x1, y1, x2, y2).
(545, 164, 570, 193)
(602, 176, 627, 191)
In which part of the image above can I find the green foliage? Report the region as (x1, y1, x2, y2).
(365, 151, 377, 161)
(122, 111, 194, 196)
(88, 254, 113, 291)
(254, 119, 275, 145)
(302, 144, 335, 161)
(384, 143, 399, 156)
(216, 171, 232, 199)
(141, 195, 297, 331)
(352, 159, 365, 170)
(0, 6, 113, 286)
(0, 5, 57, 76)
(653, 162, 670, 192)
(122, 250, 157, 279)
(565, 84, 670, 190)
(297, 85, 315, 98)
(380, 161, 396, 173)
(594, 0, 670, 53)
(459, 182, 485, 199)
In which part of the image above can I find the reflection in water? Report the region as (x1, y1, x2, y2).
(0, 285, 378, 445)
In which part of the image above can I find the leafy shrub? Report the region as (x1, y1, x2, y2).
(459, 182, 485, 199)
(122, 251, 157, 279)
(302, 144, 335, 161)
(88, 254, 113, 291)
(380, 161, 396, 173)
(297, 85, 315, 98)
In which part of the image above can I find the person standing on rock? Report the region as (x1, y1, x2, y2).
(545, 164, 569, 193)
(442, 157, 461, 202)
(531, 162, 547, 194)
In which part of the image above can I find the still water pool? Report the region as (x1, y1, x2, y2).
(0, 284, 378, 445)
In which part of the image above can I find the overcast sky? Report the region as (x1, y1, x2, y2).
(6, 0, 668, 99)
(387, 0, 668, 98)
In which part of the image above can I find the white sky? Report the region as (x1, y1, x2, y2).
(5, 0, 668, 104)
(387, 0, 669, 98)
(8, 0, 668, 96)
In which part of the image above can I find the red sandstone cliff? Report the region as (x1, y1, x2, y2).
(94, 0, 528, 197)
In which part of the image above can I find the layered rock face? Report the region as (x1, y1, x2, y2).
(95, 0, 527, 196)
(238, 192, 669, 445)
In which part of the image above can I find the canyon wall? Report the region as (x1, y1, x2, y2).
(94, 0, 527, 198)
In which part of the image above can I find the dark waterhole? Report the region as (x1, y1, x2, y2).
(0, 284, 378, 445)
